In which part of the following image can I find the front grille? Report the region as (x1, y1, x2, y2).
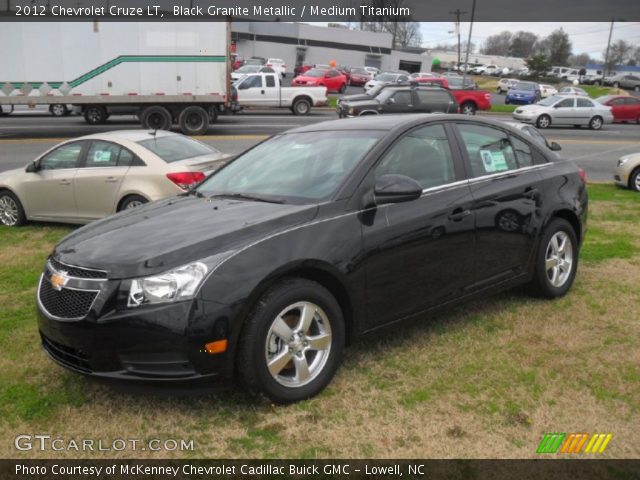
(38, 277, 98, 320)
(49, 257, 107, 279)
(41, 334, 92, 373)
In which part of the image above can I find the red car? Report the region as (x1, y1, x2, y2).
(292, 69, 348, 93)
(596, 95, 640, 123)
(414, 76, 449, 88)
(348, 68, 372, 86)
(450, 89, 492, 115)
(294, 63, 312, 77)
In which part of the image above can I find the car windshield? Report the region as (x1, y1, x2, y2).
(514, 82, 536, 91)
(537, 96, 562, 106)
(376, 74, 396, 82)
(305, 69, 326, 78)
(196, 131, 383, 202)
(138, 135, 220, 163)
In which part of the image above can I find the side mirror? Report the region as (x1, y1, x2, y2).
(374, 174, 422, 205)
(25, 161, 38, 173)
(550, 141, 562, 151)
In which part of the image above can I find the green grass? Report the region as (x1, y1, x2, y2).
(581, 85, 621, 99)
(489, 104, 517, 113)
(0, 183, 639, 458)
(327, 96, 338, 108)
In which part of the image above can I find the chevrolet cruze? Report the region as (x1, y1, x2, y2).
(37, 115, 588, 403)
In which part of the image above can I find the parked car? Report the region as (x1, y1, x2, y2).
(0, 103, 73, 117)
(450, 88, 492, 115)
(364, 66, 380, 77)
(337, 82, 414, 105)
(512, 95, 614, 130)
(505, 122, 563, 152)
(348, 67, 372, 86)
(484, 65, 501, 76)
(497, 78, 518, 94)
(414, 75, 449, 88)
(293, 63, 312, 77)
(234, 72, 328, 115)
(266, 58, 287, 78)
(614, 153, 640, 192)
(609, 74, 640, 92)
(337, 85, 458, 117)
(539, 84, 558, 98)
(292, 69, 348, 93)
(505, 81, 541, 105)
(230, 65, 275, 81)
(35, 115, 587, 403)
(513, 67, 530, 77)
(557, 86, 588, 97)
(0, 130, 230, 226)
(441, 71, 462, 78)
(595, 95, 640, 123)
(231, 55, 244, 71)
(244, 58, 265, 66)
(446, 76, 477, 90)
(364, 72, 410, 93)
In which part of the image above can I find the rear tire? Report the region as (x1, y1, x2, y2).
(588, 116, 603, 130)
(118, 195, 148, 211)
(178, 106, 209, 135)
(84, 106, 107, 125)
(140, 106, 172, 131)
(461, 102, 476, 115)
(528, 218, 579, 299)
(292, 98, 311, 115)
(237, 278, 345, 404)
(49, 103, 68, 117)
(0, 190, 26, 227)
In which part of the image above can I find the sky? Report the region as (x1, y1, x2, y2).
(419, 22, 640, 59)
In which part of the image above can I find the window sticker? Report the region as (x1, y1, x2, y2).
(480, 149, 508, 173)
(93, 150, 112, 163)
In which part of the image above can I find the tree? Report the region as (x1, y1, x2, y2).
(481, 31, 512, 56)
(526, 54, 551, 76)
(604, 39, 635, 70)
(509, 31, 538, 58)
(543, 29, 572, 65)
(570, 53, 594, 67)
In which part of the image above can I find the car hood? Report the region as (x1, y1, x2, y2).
(340, 93, 373, 103)
(53, 196, 318, 278)
(340, 99, 380, 109)
(515, 104, 546, 113)
(0, 167, 25, 182)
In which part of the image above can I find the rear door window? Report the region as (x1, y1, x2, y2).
(84, 141, 121, 168)
(576, 98, 595, 108)
(456, 124, 518, 177)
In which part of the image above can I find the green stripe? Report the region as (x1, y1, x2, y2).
(3, 55, 226, 91)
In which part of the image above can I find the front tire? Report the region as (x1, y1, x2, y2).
(536, 114, 551, 129)
(461, 102, 476, 115)
(629, 167, 640, 192)
(140, 105, 172, 131)
(237, 278, 345, 404)
(0, 190, 26, 226)
(528, 218, 579, 298)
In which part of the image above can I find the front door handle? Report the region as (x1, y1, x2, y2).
(448, 208, 471, 221)
(59, 179, 71, 186)
(105, 177, 118, 183)
(523, 187, 539, 199)
(261, 90, 265, 94)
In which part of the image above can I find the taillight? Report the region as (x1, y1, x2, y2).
(166, 172, 205, 190)
(484, 93, 491, 100)
(578, 167, 587, 184)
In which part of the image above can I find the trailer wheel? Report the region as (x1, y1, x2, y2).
(84, 106, 107, 125)
(49, 104, 68, 117)
(292, 98, 311, 115)
(140, 106, 172, 131)
(178, 106, 209, 135)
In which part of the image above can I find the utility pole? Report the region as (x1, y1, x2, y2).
(449, 8, 467, 68)
(602, 20, 614, 83)
(461, 0, 476, 87)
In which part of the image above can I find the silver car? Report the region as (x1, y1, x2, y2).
(557, 86, 588, 96)
(0, 130, 229, 226)
(512, 95, 614, 130)
(609, 74, 640, 92)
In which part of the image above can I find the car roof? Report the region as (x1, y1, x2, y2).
(287, 114, 514, 134)
(77, 130, 178, 142)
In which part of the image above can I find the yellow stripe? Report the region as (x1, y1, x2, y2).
(590, 434, 606, 453)
(598, 434, 613, 453)
(584, 434, 598, 453)
(0, 134, 269, 145)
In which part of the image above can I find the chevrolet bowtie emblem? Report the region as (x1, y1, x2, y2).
(50, 271, 69, 291)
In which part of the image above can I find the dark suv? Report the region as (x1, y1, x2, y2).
(337, 86, 458, 117)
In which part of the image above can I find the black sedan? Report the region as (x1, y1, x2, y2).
(37, 115, 587, 403)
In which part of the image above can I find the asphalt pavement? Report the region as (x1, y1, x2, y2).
(0, 109, 638, 182)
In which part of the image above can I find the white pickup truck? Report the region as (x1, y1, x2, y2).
(233, 73, 327, 115)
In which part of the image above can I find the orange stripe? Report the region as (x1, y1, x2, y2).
(560, 434, 575, 453)
(572, 434, 589, 453)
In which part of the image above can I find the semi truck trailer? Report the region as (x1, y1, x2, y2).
(0, 22, 231, 135)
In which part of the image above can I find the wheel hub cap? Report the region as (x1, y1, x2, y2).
(0, 196, 18, 226)
(545, 231, 573, 288)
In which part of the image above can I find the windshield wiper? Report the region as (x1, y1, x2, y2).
(211, 193, 284, 204)
(186, 189, 205, 198)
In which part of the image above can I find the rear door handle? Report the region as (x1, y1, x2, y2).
(59, 179, 71, 186)
(105, 176, 118, 183)
(261, 90, 265, 94)
(448, 208, 471, 221)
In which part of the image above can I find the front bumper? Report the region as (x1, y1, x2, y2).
(37, 263, 239, 382)
(512, 111, 537, 124)
(613, 165, 630, 188)
(506, 96, 536, 105)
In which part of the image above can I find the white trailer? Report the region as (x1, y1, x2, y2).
(0, 22, 231, 135)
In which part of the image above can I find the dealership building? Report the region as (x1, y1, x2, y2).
(231, 22, 432, 73)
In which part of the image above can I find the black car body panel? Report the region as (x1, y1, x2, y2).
(337, 87, 458, 117)
(37, 114, 587, 382)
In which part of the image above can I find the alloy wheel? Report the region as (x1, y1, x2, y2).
(545, 231, 573, 288)
(124, 200, 144, 209)
(264, 301, 332, 388)
(590, 117, 602, 130)
(0, 195, 19, 226)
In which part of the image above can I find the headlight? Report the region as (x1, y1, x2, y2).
(617, 156, 629, 167)
(128, 262, 208, 307)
